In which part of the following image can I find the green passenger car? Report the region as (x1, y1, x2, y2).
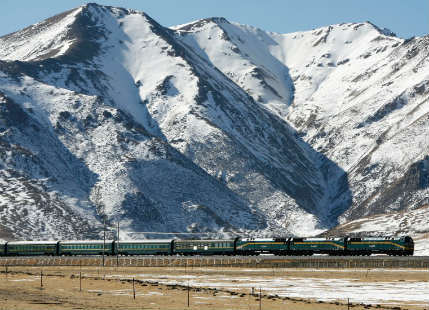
(6, 241, 58, 256)
(0, 242, 6, 256)
(235, 238, 288, 255)
(173, 239, 235, 255)
(115, 240, 173, 255)
(345, 236, 414, 255)
(290, 238, 345, 255)
(59, 240, 114, 255)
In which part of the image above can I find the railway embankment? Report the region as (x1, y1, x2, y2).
(0, 255, 428, 268)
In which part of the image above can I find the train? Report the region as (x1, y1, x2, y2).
(0, 236, 414, 256)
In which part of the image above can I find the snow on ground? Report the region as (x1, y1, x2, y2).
(104, 269, 429, 307)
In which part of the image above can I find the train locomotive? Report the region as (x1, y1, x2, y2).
(0, 236, 414, 256)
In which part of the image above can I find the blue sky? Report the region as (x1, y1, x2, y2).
(0, 1, 427, 38)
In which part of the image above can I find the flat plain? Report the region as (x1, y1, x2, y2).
(0, 266, 428, 310)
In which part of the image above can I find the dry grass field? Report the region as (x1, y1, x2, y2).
(0, 266, 427, 310)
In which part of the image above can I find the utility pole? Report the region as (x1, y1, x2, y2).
(103, 216, 106, 267)
(187, 279, 190, 308)
(80, 260, 82, 292)
(117, 220, 120, 267)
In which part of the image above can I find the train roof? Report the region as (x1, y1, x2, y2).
(304, 237, 343, 241)
(240, 238, 277, 242)
(175, 239, 234, 242)
(7, 241, 58, 245)
(118, 239, 174, 243)
(60, 240, 114, 244)
(349, 237, 401, 240)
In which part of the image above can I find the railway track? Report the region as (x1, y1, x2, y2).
(0, 255, 428, 268)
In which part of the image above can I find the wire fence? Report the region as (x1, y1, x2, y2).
(0, 256, 428, 269)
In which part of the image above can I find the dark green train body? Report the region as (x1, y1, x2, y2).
(59, 240, 114, 255)
(173, 239, 235, 255)
(6, 241, 58, 256)
(0, 242, 7, 256)
(345, 236, 414, 256)
(289, 238, 345, 255)
(116, 240, 173, 255)
(235, 238, 288, 255)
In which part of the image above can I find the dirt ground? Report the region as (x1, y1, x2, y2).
(0, 266, 427, 310)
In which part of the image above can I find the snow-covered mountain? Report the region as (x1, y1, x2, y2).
(0, 4, 427, 241)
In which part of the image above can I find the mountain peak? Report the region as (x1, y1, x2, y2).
(365, 21, 396, 37)
(173, 17, 230, 32)
(0, 7, 83, 61)
(81, 2, 143, 16)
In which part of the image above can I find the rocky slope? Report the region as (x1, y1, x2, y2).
(0, 4, 428, 241)
(174, 18, 429, 240)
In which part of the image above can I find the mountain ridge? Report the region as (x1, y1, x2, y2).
(0, 4, 427, 247)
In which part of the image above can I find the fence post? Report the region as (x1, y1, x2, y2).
(187, 279, 190, 307)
